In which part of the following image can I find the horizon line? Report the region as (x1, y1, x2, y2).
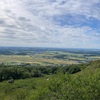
(0, 46, 100, 50)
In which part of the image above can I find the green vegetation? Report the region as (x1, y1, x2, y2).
(0, 60, 100, 100)
(0, 63, 82, 82)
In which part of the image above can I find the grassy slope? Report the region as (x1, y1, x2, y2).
(0, 60, 100, 100)
(0, 74, 57, 100)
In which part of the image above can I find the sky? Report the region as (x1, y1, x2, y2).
(0, 0, 100, 49)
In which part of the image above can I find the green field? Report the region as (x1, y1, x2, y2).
(0, 55, 78, 65)
(0, 51, 100, 66)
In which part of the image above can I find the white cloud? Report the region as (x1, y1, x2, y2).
(0, 0, 100, 48)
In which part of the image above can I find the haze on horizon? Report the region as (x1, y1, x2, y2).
(0, 0, 100, 49)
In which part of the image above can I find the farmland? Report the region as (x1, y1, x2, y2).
(0, 55, 78, 65)
(0, 47, 100, 66)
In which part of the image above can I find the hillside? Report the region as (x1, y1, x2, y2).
(0, 60, 100, 100)
(35, 60, 100, 100)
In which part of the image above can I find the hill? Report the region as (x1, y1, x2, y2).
(0, 60, 100, 100)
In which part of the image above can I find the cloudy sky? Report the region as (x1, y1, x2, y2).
(0, 0, 100, 48)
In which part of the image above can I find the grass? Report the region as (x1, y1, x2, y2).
(1, 69, 100, 100)
(0, 74, 55, 100)
(0, 60, 100, 100)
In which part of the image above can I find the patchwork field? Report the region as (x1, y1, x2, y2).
(0, 55, 78, 65)
(0, 47, 100, 66)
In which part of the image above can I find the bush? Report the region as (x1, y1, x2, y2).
(34, 69, 100, 100)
